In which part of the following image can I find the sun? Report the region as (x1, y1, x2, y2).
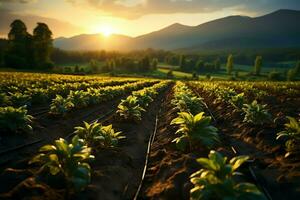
(101, 26, 113, 37)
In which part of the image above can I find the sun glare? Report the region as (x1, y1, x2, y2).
(101, 26, 113, 37)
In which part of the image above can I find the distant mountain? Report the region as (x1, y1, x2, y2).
(54, 9, 300, 51)
(54, 34, 133, 51)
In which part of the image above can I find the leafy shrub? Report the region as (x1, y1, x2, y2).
(29, 136, 94, 192)
(277, 116, 300, 157)
(190, 150, 265, 200)
(242, 100, 271, 125)
(49, 95, 74, 115)
(74, 121, 125, 148)
(171, 112, 219, 151)
(0, 106, 33, 133)
(117, 95, 145, 121)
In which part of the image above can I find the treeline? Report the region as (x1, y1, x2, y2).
(1, 20, 53, 69)
(0, 19, 300, 76)
(176, 48, 300, 66)
(104, 56, 158, 72)
(51, 48, 168, 65)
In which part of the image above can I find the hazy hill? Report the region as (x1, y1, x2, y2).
(54, 9, 300, 51)
(54, 34, 133, 51)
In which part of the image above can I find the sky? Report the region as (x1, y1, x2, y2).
(0, 0, 299, 38)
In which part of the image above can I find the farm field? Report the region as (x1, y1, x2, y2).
(0, 72, 299, 199)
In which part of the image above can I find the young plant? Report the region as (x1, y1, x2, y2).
(0, 93, 10, 106)
(132, 90, 153, 107)
(242, 100, 271, 125)
(27, 88, 49, 105)
(29, 135, 94, 192)
(74, 121, 125, 148)
(171, 112, 219, 151)
(276, 116, 300, 157)
(172, 93, 204, 115)
(67, 90, 88, 108)
(230, 93, 245, 110)
(49, 95, 74, 115)
(190, 150, 265, 200)
(8, 92, 31, 107)
(117, 95, 145, 121)
(0, 106, 33, 133)
(216, 88, 236, 102)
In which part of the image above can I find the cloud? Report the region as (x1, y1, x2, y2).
(65, 0, 300, 19)
(0, 0, 37, 3)
(0, 9, 84, 37)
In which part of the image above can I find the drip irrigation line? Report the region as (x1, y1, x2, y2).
(0, 139, 43, 156)
(133, 114, 159, 200)
(132, 83, 174, 199)
(31, 109, 49, 117)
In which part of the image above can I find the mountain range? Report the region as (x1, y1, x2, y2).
(53, 9, 300, 52)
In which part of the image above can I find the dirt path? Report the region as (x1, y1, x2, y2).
(79, 84, 173, 200)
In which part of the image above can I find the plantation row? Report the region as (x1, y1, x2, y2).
(191, 81, 299, 156)
(0, 79, 171, 199)
(0, 80, 163, 133)
(0, 72, 131, 86)
(0, 73, 142, 108)
(141, 81, 299, 199)
(189, 81, 300, 199)
(168, 82, 265, 199)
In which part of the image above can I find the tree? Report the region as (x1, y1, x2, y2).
(89, 59, 99, 73)
(294, 61, 300, 75)
(214, 58, 221, 71)
(151, 58, 158, 70)
(254, 56, 262, 75)
(204, 62, 214, 72)
(226, 54, 234, 75)
(140, 56, 151, 71)
(287, 69, 296, 81)
(74, 65, 80, 73)
(179, 55, 186, 70)
(33, 23, 53, 69)
(195, 59, 204, 72)
(167, 70, 174, 78)
(4, 20, 32, 68)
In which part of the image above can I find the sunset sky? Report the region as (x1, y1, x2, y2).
(0, 0, 299, 38)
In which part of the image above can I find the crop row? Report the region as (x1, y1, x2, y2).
(0, 79, 138, 108)
(192, 81, 300, 160)
(160, 82, 266, 199)
(117, 80, 171, 121)
(0, 80, 159, 133)
(49, 80, 158, 116)
(1, 79, 171, 197)
(202, 81, 300, 97)
(0, 72, 133, 87)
